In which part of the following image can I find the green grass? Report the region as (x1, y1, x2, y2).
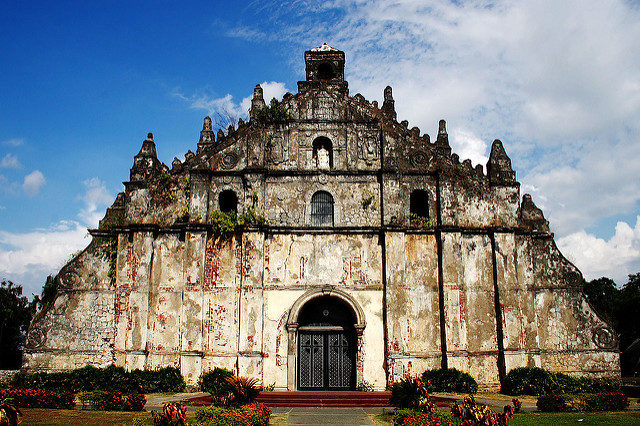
(377, 409, 640, 426)
(510, 411, 640, 426)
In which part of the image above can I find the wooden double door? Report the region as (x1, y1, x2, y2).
(297, 330, 355, 390)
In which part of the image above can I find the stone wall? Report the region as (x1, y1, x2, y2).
(23, 45, 619, 390)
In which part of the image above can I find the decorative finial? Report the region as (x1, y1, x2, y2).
(147, 132, 154, 140)
(438, 120, 447, 135)
(203, 116, 212, 131)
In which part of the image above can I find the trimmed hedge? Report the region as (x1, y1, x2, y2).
(421, 368, 478, 394)
(194, 402, 270, 425)
(502, 367, 619, 396)
(11, 365, 185, 393)
(0, 389, 75, 409)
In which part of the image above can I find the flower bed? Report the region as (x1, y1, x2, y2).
(536, 391, 629, 412)
(194, 402, 270, 426)
(79, 390, 146, 411)
(0, 389, 75, 409)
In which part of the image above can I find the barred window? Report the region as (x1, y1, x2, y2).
(311, 191, 334, 226)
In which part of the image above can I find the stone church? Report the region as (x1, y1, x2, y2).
(24, 44, 619, 390)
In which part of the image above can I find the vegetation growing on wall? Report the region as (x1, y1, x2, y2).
(409, 213, 435, 228)
(209, 210, 268, 234)
(254, 98, 291, 124)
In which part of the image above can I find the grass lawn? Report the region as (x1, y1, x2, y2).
(17, 408, 287, 425)
(377, 409, 640, 425)
(16, 408, 165, 425)
(511, 411, 640, 425)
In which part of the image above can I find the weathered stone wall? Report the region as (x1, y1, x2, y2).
(25, 240, 115, 370)
(23, 45, 619, 390)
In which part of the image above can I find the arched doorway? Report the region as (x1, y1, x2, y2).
(296, 295, 356, 390)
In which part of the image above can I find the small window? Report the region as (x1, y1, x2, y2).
(410, 190, 429, 218)
(317, 62, 336, 80)
(219, 190, 238, 213)
(311, 191, 334, 226)
(312, 137, 333, 169)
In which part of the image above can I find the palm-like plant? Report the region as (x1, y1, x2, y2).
(0, 398, 22, 426)
(226, 376, 261, 406)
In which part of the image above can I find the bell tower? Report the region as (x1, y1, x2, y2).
(299, 43, 348, 94)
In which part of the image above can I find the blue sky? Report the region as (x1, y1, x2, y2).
(1, 0, 639, 296)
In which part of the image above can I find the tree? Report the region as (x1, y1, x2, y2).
(0, 280, 36, 369)
(582, 273, 640, 376)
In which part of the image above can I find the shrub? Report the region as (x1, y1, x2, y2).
(502, 367, 555, 396)
(124, 393, 147, 412)
(356, 380, 375, 392)
(200, 368, 235, 397)
(421, 368, 478, 394)
(536, 393, 571, 412)
(503, 367, 621, 396)
(195, 402, 270, 426)
(78, 390, 146, 411)
(152, 402, 187, 426)
(580, 392, 629, 412)
(0, 389, 75, 409)
(451, 396, 515, 425)
(10, 365, 184, 394)
(0, 397, 22, 425)
(226, 376, 260, 407)
(397, 411, 445, 426)
(389, 378, 424, 409)
(130, 367, 186, 393)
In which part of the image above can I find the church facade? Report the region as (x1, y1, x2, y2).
(24, 45, 619, 390)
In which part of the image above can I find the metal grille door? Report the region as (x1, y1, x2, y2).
(298, 331, 354, 390)
(298, 332, 325, 388)
(311, 191, 334, 226)
(328, 332, 353, 388)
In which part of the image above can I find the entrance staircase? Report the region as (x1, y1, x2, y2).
(255, 391, 392, 407)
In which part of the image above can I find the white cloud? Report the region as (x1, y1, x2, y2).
(558, 216, 640, 284)
(0, 221, 88, 296)
(225, 0, 640, 279)
(1, 138, 24, 147)
(449, 128, 488, 167)
(22, 170, 45, 196)
(1, 153, 21, 169)
(78, 177, 113, 227)
(0, 177, 113, 296)
(174, 81, 289, 129)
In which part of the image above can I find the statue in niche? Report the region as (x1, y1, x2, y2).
(312, 136, 333, 169)
(316, 145, 330, 169)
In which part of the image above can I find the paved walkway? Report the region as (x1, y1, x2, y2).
(271, 407, 389, 425)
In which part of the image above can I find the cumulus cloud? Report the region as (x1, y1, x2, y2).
(174, 81, 289, 128)
(22, 170, 45, 196)
(0, 153, 21, 169)
(558, 216, 640, 284)
(78, 177, 114, 227)
(0, 220, 88, 295)
(0, 177, 113, 296)
(223, 0, 640, 279)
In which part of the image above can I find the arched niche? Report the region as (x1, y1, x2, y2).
(285, 287, 366, 390)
